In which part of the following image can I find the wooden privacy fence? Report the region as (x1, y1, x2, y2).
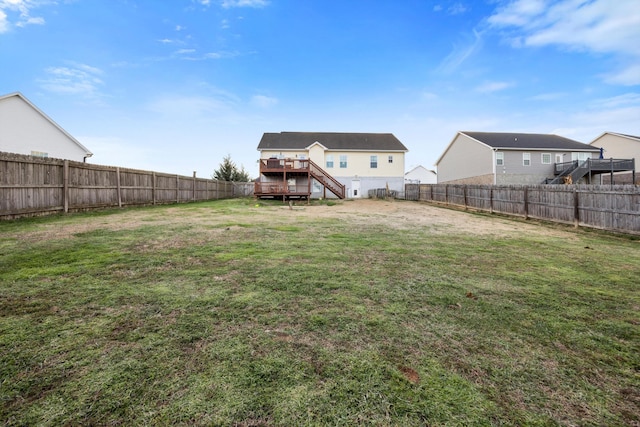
(0, 152, 254, 220)
(405, 183, 640, 235)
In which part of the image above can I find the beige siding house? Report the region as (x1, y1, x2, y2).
(0, 92, 92, 162)
(589, 132, 639, 184)
(435, 131, 600, 185)
(257, 132, 408, 198)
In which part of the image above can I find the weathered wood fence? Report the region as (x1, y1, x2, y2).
(0, 152, 254, 220)
(405, 183, 640, 235)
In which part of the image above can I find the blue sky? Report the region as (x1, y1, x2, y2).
(1, 0, 639, 177)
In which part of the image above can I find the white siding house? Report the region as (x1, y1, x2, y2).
(405, 165, 437, 184)
(0, 92, 92, 162)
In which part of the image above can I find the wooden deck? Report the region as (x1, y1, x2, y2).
(254, 158, 345, 200)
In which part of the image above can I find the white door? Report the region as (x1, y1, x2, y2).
(351, 180, 361, 198)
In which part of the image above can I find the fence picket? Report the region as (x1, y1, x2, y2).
(405, 183, 639, 235)
(0, 152, 253, 219)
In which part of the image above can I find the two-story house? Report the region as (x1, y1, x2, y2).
(0, 92, 92, 162)
(255, 132, 408, 199)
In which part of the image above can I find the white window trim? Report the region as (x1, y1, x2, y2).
(496, 152, 504, 166)
(523, 152, 531, 166)
(326, 155, 334, 168)
(541, 153, 551, 164)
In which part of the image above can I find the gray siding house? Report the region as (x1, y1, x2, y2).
(435, 131, 600, 185)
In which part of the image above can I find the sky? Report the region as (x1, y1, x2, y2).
(1, 0, 639, 178)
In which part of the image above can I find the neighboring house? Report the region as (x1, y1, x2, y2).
(589, 132, 639, 184)
(256, 131, 408, 199)
(405, 165, 437, 184)
(0, 92, 92, 162)
(435, 131, 600, 185)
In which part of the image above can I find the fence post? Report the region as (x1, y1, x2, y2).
(116, 167, 122, 208)
(193, 171, 196, 202)
(152, 172, 156, 205)
(573, 187, 580, 228)
(523, 186, 529, 220)
(63, 160, 69, 213)
(176, 175, 179, 203)
(463, 185, 468, 210)
(489, 187, 494, 214)
(445, 185, 449, 205)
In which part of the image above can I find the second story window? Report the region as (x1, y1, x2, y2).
(541, 153, 551, 164)
(326, 155, 334, 168)
(370, 155, 378, 168)
(496, 152, 504, 166)
(340, 155, 347, 168)
(388, 155, 393, 163)
(523, 153, 531, 166)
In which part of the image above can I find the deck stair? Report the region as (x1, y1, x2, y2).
(308, 159, 345, 199)
(545, 159, 636, 184)
(254, 158, 345, 200)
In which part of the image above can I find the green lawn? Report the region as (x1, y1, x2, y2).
(1, 199, 639, 426)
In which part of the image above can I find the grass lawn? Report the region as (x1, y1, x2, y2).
(1, 198, 639, 426)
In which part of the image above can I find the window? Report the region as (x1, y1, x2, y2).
(326, 155, 334, 168)
(496, 152, 504, 166)
(370, 155, 378, 168)
(31, 151, 48, 158)
(339, 155, 347, 168)
(523, 153, 531, 166)
(388, 155, 393, 164)
(572, 152, 591, 163)
(541, 153, 551, 164)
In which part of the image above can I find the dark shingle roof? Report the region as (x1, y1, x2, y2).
(462, 131, 599, 151)
(257, 132, 408, 151)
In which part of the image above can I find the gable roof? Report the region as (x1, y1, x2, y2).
(461, 131, 597, 151)
(405, 165, 436, 175)
(258, 132, 408, 152)
(590, 131, 640, 145)
(0, 92, 92, 157)
(435, 131, 599, 166)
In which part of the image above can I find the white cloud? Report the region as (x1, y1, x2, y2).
(475, 81, 514, 93)
(221, 0, 269, 9)
(603, 63, 640, 86)
(250, 95, 278, 108)
(0, 0, 46, 33)
(39, 64, 105, 99)
(0, 10, 8, 32)
(146, 92, 241, 118)
(448, 3, 468, 15)
(529, 92, 566, 101)
(488, 0, 640, 86)
(487, 0, 546, 27)
(437, 28, 483, 74)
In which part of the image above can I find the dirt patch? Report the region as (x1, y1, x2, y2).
(6, 199, 578, 243)
(287, 199, 574, 238)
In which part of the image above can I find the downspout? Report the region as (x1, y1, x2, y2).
(492, 149, 497, 185)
